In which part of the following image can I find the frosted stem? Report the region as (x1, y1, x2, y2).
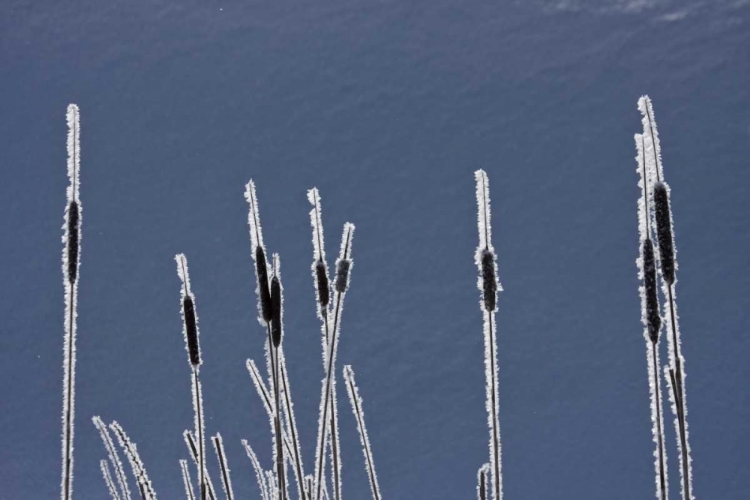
(242, 440, 270, 500)
(212, 434, 234, 500)
(93, 416, 132, 500)
(279, 351, 307, 500)
(101, 460, 120, 500)
(110, 421, 156, 500)
(180, 459, 196, 500)
(61, 103, 81, 500)
(183, 431, 218, 500)
(314, 225, 354, 500)
(475, 170, 502, 500)
(343, 366, 382, 500)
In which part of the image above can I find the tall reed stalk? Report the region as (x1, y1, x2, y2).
(61, 103, 81, 500)
(474, 170, 503, 500)
(176, 254, 207, 500)
(635, 132, 668, 500)
(638, 95, 695, 500)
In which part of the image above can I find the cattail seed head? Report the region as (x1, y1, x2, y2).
(335, 259, 351, 294)
(481, 249, 497, 312)
(270, 275, 282, 348)
(653, 182, 675, 285)
(255, 246, 273, 323)
(642, 239, 661, 343)
(183, 297, 201, 366)
(66, 200, 80, 284)
(315, 259, 330, 308)
(176, 254, 202, 367)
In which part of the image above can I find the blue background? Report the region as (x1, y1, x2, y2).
(1, 1, 749, 498)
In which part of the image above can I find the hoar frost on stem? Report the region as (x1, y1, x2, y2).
(635, 133, 668, 500)
(474, 169, 502, 500)
(61, 103, 81, 500)
(638, 95, 694, 500)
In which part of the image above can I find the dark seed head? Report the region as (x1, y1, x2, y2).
(335, 259, 351, 294)
(653, 182, 675, 285)
(67, 200, 80, 284)
(481, 250, 497, 312)
(183, 297, 201, 366)
(315, 260, 330, 308)
(270, 275, 282, 347)
(255, 246, 273, 323)
(642, 239, 661, 343)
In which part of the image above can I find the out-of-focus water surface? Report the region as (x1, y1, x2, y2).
(1, 1, 749, 498)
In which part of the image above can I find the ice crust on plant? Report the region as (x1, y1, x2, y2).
(110, 421, 156, 500)
(475, 170, 503, 500)
(242, 440, 270, 500)
(61, 103, 81, 500)
(343, 365, 382, 500)
(639, 95, 694, 500)
(93, 416, 132, 500)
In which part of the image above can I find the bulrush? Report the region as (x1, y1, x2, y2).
(269, 254, 287, 500)
(635, 132, 668, 500)
(270, 271, 283, 348)
(314, 222, 355, 500)
(66, 200, 80, 284)
(308, 188, 331, 314)
(474, 169, 503, 500)
(639, 95, 694, 500)
(245, 181, 273, 324)
(176, 254, 207, 500)
(653, 182, 675, 285)
(61, 103, 81, 500)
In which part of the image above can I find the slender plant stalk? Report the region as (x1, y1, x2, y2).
(61, 103, 81, 500)
(211, 434, 234, 500)
(101, 460, 121, 500)
(246, 359, 297, 460)
(93, 416, 132, 500)
(110, 421, 156, 500)
(180, 459, 197, 500)
(183, 431, 218, 500)
(242, 440, 270, 500)
(279, 351, 308, 500)
(342, 365, 382, 500)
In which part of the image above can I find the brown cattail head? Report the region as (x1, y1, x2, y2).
(176, 254, 202, 367)
(481, 249, 498, 312)
(183, 297, 201, 365)
(255, 246, 273, 323)
(653, 182, 675, 285)
(66, 201, 80, 284)
(315, 259, 330, 309)
(642, 238, 661, 343)
(270, 275, 282, 348)
(334, 223, 355, 294)
(335, 259, 351, 294)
